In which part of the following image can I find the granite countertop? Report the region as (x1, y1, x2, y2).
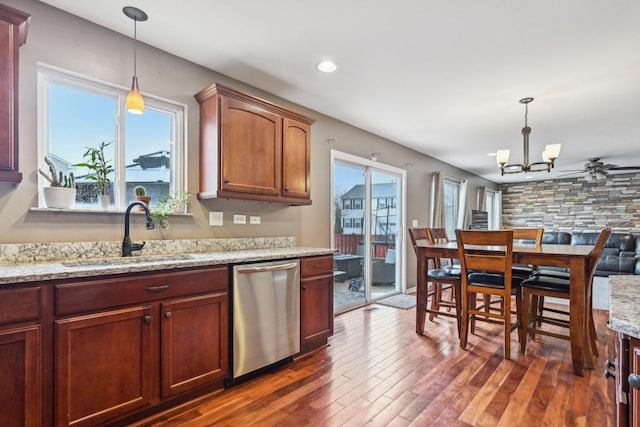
(0, 237, 334, 285)
(609, 275, 640, 339)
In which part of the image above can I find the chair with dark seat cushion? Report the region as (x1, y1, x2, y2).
(519, 228, 611, 356)
(409, 227, 461, 336)
(455, 229, 525, 360)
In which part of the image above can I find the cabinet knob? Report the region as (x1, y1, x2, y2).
(302, 285, 307, 290)
(143, 315, 151, 323)
(224, 177, 230, 184)
(284, 186, 290, 192)
(165, 312, 172, 319)
(604, 359, 616, 379)
(629, 373, 640, 389)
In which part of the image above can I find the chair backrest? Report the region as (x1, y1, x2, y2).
(408, 227, 429, 249)
(510, 228, 544, 245)
(587, 228, 612, 278)
(455, 229, 514, 283)
(427, 228, 449, 244)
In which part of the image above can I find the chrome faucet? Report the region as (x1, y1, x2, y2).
(122, 201, 155, 257)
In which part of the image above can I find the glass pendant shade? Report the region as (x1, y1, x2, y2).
(126, 76, 144, 114)
(496, 149, 510, 166)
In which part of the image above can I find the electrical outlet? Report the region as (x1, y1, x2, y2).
(233, 214, 246, 224)
(209, 211, 223, 226)
(412, 219, 418, 227)
(250, 216, 261, 225)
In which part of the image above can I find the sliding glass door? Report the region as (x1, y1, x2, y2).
(331, 151, 406, 313)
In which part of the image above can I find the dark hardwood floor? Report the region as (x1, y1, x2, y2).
(135, 302, 613, 426)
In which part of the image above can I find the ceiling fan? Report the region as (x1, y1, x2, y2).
(560, 157, 640, 180)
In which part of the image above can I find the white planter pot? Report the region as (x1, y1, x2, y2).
(43, 187, 76, 209)
(98, 195, 110, 210)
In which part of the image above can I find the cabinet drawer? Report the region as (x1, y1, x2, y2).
(301, 256, 334, 278)
(55, 267, 228, 316)
(0, 287, 41, 325)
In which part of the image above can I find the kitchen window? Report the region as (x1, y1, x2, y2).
(37, 64, 186, 210)
(444, 179, 459, 239)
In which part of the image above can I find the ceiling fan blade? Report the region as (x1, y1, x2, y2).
(558, 171, 585, 177)
(607, 166, 640, 171)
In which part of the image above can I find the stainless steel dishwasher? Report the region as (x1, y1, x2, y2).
(229, 259, 300, 384)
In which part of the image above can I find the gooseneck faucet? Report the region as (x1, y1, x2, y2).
(122, 201, 155, 257)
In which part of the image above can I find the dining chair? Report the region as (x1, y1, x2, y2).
(519, 228, 611, 356)
(425, 228, 461, 323)
(455, 229, 524, 360)
(409, 227, 461, 336)
(510, 228, 544, 278)
(483, 228, 545, 316)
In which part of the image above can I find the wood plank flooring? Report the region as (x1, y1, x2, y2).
(136, 302, 613, 426)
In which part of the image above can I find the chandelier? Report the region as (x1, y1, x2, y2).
(496, 97, 561, 175)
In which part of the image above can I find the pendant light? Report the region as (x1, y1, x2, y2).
(123, 6, 148, 115)
(496, 97, 561, 175)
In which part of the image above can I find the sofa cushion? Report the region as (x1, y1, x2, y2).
(571, 232, 635, 251)
(542, 232, 572, 245)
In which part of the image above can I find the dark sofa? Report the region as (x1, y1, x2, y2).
(542, 231, 640, 276)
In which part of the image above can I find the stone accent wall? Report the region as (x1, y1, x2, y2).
(500, 173, 640, 234)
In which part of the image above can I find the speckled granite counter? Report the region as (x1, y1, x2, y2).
(609, 275, 640, 339)
(0, 237, 334, 285)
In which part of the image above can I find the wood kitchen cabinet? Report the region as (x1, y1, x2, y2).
(0, 4, 30, 183)
(300, 255, 334, 353)
(0, 286, 42, 427)
(611, 332, 640, 426)
(53, 267, 229, 427)
(195, 82, 314, 205)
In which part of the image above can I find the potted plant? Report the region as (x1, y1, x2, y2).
(152, 191, 190, 229)
(74, 141, 114, 210)
(133, 185, 151, 211)
(39, 156, 77, 209)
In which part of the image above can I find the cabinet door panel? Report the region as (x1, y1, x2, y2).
(55, 306, 153, 427)
(631, 337, 640, 427)
(282, 118, 310, 199)
(161, 292, 229, 397)
(0, 5, 30, 182)
(0, 326, 41, 427)
(220, 97, 281, 195)
(300, 274, 333, 347)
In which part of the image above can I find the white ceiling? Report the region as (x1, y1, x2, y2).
(39, 0, 640, 183)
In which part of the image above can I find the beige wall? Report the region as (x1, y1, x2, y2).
(0, 0, 497, 287)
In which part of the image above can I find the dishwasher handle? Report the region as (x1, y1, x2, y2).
(236, 262, 298, 274)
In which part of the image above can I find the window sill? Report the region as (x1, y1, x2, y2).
(29, 207, 193, 217)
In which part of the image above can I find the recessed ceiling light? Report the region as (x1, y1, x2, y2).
(317, 60, 337, 73)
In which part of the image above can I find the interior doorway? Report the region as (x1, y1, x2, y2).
(331, 150, 406, 314)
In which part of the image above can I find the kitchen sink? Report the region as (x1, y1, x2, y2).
(61, 254, 194, 267)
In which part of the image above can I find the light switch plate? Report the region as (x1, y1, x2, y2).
(250, 216, 261, 225)
(209, 211, 223, 226)
(412, 219, 418, 227)
(233, 214, 247, 224)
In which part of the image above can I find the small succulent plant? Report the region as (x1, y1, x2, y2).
(38, 156, 75, 188)
(134, 185, 146, 196)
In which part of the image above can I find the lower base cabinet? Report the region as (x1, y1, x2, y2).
(0, 325, 41, 427)
(300, 256, 334, 353)
(612, 332, 640, 426)
(53, 267, 229, 427)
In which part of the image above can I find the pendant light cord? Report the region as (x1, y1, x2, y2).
(133, 19, 137, 78)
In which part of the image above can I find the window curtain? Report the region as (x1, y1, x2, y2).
(430, 171, 444, 228)
(493, 190, 503, 229)
(456, 180, 469, 230)
(477, 186, 486, 211)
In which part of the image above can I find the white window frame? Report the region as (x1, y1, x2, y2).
(36, 63, 187, 211)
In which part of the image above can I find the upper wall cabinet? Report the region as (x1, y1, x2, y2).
(0, 4, 30, 183)
(195, 83, 314, 205)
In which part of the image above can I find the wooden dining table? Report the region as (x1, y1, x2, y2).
(414, 240, 596, 376)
